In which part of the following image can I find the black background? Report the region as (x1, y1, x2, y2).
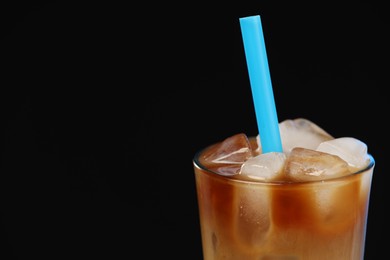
(1, 1, 388, 259)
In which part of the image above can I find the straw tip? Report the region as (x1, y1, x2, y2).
(239, 15, 260, 21)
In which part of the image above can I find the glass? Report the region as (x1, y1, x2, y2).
(193, 137, 375, 260)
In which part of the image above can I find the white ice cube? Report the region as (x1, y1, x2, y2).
(240, 152, 286, 181)
(256, 118, 333, 154)
(316, 137, 370, 170)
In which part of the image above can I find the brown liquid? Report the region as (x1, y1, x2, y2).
(193, 140, 374, 260)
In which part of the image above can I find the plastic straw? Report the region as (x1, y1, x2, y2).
(239, 15, 283, 153)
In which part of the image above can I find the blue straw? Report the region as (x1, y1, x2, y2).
(239, 15, 283, 153)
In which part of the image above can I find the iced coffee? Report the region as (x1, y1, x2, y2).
(193, 118, 374, 260)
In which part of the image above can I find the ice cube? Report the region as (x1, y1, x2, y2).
(201, 133, 253, 164)
(199, 133, 254, 176)
(212, 165, 242, 176)
(285, 147, 351, 181)
(256, 118, 333, 154)
(240, 152, 286, 181)
(316, 137, 370, 170)
(234, 185, 271, 246)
